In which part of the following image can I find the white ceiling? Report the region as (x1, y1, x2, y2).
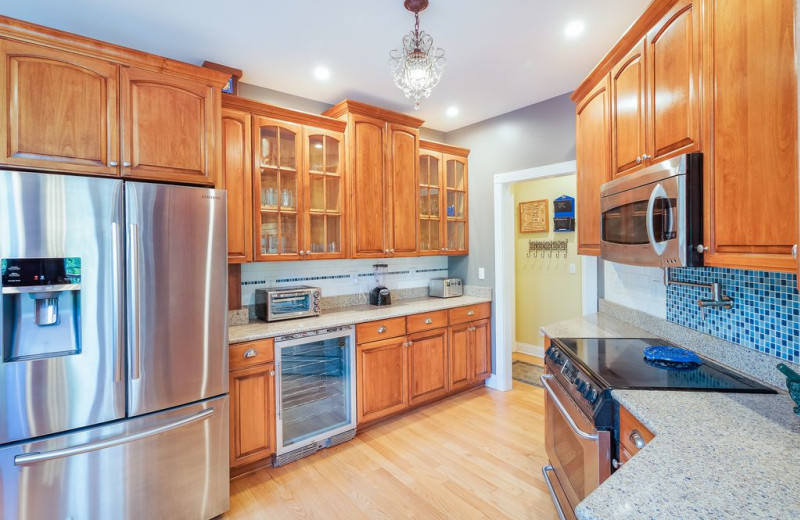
(3, 0, 651, 132)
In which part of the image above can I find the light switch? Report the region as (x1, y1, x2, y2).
(569, 263, 577, 274)
(478, 267, 485, 280)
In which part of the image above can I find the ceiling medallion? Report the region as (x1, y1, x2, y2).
(388, 0, 446, 110)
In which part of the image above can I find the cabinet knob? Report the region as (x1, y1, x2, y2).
(424, 318, 433, 324)
(390, 249, 395, 254)
(635, 156, 643, 164)
(378, 326, 387, 334)
(695, 244, 707, 254)
(299, 250, 305, 256)
(629, 430, 646, 450)
(269, 370, 275, 377)
(612, 459, 623, 469)
(244, 349, 258, 359)
(109, 161, 119, 167)
(384, 249, 390, 254)
(793, 244, 798, 259)
(408, 340, 413, 346)
(122, 161, 131, 167)
(642, 154, 651, 161)
(467, 310, 475, 316)
(306, 250, 311, 255)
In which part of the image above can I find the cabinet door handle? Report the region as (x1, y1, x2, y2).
(109, 161, 119, 167)
(629, 430, 646, 450)
(793, 244, 798, 259)
(122, 161, 131, 167)
(378, 326, 387, 334)
(244, 349, 258, 358)
(467, 310, 475, 316)
(424, 318, 433, 324)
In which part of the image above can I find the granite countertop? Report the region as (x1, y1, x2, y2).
(539, 313, 655, 340)
(228, 295, 491, 344)
(577, 389, 800, 520)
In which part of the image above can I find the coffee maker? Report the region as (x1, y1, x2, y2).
(368, 263, 391, 306)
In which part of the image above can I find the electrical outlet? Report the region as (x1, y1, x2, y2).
(478, 267, 485, 280)
(350, 273, 359, 285)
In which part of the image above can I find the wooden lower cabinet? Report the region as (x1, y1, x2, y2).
(356, 336, 408, 424)
(230, 362, 276, 469)
(448, 319, 492, 393)
(408, 328, 448, 406)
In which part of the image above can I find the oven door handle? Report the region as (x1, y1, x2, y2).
(542, 465, 568, 520)
(540, 374, 599, 441)
(645, 183, 669, 257)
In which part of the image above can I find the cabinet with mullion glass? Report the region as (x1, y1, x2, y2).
(418, 150, 444, 255)
(253, 117, 303, 261)
(304, 128, 345, 259)
(444, 154, 468, 254)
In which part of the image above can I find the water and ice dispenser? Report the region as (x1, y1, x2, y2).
(1, 258, 82, 361)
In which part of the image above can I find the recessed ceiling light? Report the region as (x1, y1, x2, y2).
(446, 106, 459, 117)
(564, 20, 585, 38)
(313, 66, 330, 81)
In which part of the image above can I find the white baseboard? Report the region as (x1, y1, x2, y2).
(514, 342, 545, 358)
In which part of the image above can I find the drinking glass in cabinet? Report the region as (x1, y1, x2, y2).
(281, 189, 295, 209)
(310, 215, 325, 253)
(280, 214, 297, 254)
(261, 186, 277, 207)
(327, 216, 341, 253)
(261, 218, 279, 255)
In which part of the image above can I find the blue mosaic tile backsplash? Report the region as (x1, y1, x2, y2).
(667, 267, 799, 363)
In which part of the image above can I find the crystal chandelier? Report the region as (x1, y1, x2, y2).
(389, 0, 446, 110)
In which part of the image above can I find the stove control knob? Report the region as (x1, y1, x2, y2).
(575, 379, 586, 392)
(586, 388, 598, 403)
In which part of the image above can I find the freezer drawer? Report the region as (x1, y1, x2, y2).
(125, 182, 228, 417)
(0, 396, 229, 520)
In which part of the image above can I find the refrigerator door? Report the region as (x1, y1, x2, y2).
(126, 182, 228, 416)
(0, 395, 229, 520)
(0, 170, 125, 445)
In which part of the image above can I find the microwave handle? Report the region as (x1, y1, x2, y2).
(645, 183, 669, 257)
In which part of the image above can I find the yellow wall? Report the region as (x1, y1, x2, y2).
(512, 175, 582, 348)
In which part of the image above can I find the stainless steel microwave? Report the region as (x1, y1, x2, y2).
(255, 286, 321, 322)
(600, 153, 703, 268)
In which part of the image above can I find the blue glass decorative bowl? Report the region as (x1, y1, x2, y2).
(643, 345, 702, 367)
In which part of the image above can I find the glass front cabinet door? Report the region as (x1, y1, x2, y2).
(304, 128, 345, 259)
(253, 117, 303, 261)
(444, 154, 468, 254)
(418, 150, 444, 254)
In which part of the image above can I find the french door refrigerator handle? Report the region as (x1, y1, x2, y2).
(542, 465, 568, 520)
(540, 375, 599, 441)
(111, 222, 124, 382)
(14, 408, 215, 466)
(129, 223, 141, 380)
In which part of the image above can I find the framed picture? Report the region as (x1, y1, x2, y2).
(519, 199, 549, 233)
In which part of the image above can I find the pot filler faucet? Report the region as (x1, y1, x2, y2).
(666, 274, 733, 320)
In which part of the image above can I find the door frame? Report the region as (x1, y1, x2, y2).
(488, 160, 598, 391)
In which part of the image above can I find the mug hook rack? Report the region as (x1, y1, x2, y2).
(527, 239, 568, 259)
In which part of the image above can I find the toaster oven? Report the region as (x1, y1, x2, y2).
(428, 278, 463, 298)
(255, 286, 321, 322)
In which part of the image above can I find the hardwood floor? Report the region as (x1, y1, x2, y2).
(224, 382, 557, 520)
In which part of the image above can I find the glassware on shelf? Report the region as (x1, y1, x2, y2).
(281, 189, 294, 209)
(261, 187, 277, 207)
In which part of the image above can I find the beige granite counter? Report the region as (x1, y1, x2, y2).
(539, 313, 655, 340)
(228, 295, 491, 344)
(577, 390, 800, 520)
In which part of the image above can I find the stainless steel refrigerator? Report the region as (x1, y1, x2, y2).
(0, 170, 229, 519)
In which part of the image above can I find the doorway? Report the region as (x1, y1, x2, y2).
(488, 161, 598, 391)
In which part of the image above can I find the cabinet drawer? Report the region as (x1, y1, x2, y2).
(448, 303, 491, 325)
(356, 317, 407, 344)
(619, 406, 655, 455)
(229, 338, 275, 371)
(406, 310, 448, 333)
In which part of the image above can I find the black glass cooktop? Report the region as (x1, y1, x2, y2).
(554, 338, 777, 393)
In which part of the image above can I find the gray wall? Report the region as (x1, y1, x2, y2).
(444, 93, 577, 287)
(237, 83, 445, 141)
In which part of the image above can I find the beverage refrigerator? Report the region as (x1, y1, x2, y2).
(0, 170, 229, 519)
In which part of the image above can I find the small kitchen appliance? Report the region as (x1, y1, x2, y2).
(428, 277, 463, 298)
(369, 263, 391, 306)
(541, 336, 776, 520)
(255, 286, 321, 322)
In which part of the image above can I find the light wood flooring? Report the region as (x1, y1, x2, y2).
(224, 381, 556, 520)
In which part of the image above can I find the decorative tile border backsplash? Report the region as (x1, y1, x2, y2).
(241, 267, 448, 286)
(667, 267, 799, 363)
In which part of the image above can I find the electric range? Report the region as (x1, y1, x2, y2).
(545, 337, 777, 430)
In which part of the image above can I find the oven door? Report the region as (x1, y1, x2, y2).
(268, 291, 313, 321)
(541, 373, 610, 519)
(600, 175, 684, 267)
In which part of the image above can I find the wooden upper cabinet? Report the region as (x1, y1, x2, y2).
(444, 154, 469, 255)
(304, 127, 346, 259)
(350, 113, 388, 258)
(0, 39, 119, 176)
(646, 0, 700, 162)
(386, 123, 419, 256)
(221, 108, 252, 263)
(121, 66, 219, 185)
(703, 0, 798, 271)
(576, 76, 611, 256)
(611, 39, 647, 177)
(418, 149, 444, 255)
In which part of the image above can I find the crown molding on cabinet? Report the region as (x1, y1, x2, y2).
(222, 94, 346, 132)
(324, 99, 425, 128)
(419, 139, 470, 157)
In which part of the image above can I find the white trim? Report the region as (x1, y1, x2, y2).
(490, 160, 598, 392)
(514, 342, 545, 358)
